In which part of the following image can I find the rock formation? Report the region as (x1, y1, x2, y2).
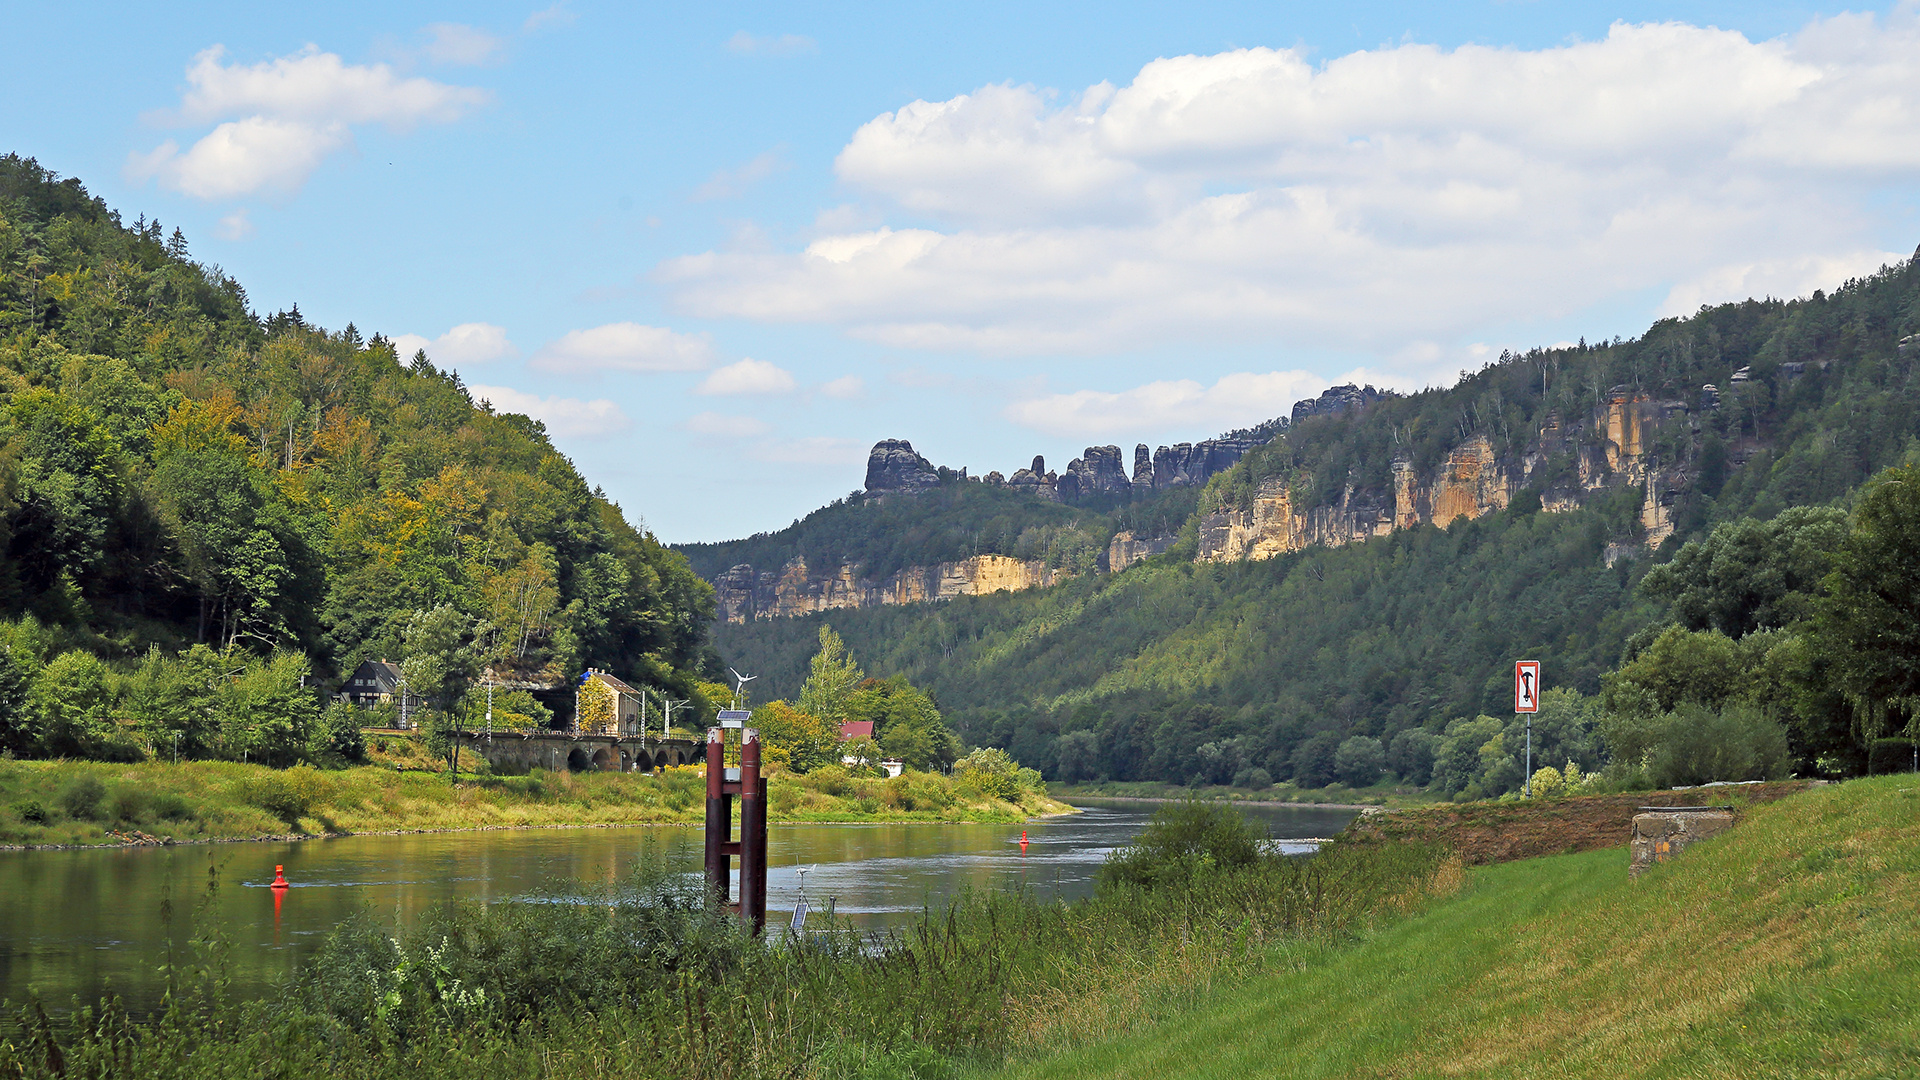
(1291, 384, 1390, 424)
(864, 439, 940, 495)
(1196, 388, 1688, 563)
(714, 554, 1071, 623)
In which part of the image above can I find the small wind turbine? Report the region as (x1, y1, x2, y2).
(727, 667, 758, 711)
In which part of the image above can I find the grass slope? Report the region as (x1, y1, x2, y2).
(992, 775, 1920, 1079)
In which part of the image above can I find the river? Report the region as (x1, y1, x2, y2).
(0, 799, 1356, 1017)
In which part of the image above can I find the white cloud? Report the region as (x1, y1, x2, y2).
(128, 45, 488, 199)
(748, 437, 868, 465)
(1005, 370, 1332, 438)
(523, 3, 575, 33)
(421, 24, 506, 66)
(469, 384, 629, 438)
(693, 148, 788, 201)
(818, 375, 865, 399)
(661, 11, 1920, 358)
(531, 322, 716, 373)
(1659, 249, 1907, 316)
(128, 118, 349, 199)
(695, 358, 797, 395)
(685, 411, 771, 437)
(392, 323, 518, 367)
(215, 207, 255, 240)
(725, 31, 816, 56)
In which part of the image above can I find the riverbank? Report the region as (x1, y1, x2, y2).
(992, 775, 1910, 1079)
(0, 758, 1071, 849)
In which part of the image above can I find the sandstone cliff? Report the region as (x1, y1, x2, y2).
(715, 554, 1071, 623)
(1197, 388, 1686, 563)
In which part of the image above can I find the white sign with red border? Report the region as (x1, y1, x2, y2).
(1514, 660, 1541, 714)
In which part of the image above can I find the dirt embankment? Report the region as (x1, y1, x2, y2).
(1339, 781, 1816, 865)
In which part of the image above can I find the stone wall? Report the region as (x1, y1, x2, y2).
(1630, 807, 1735, 878)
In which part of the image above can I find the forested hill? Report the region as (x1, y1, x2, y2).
(712, 244, 1920, 787)
(0, 155, 715, 697)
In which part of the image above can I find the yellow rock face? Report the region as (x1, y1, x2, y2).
(720, 554, 1070, 622)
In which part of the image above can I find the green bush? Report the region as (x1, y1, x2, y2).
(1099, 798, 1263, 891)
(108, 786, 151, 823)
(242, 765, 332, 824)
(148, 790, 195, 821)
(1600, 701, 1792, 788)
(12, 798, 48, 824)
(56, 774, 107, 820)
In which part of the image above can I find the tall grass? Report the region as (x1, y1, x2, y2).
(0, 813, 1452, 1079)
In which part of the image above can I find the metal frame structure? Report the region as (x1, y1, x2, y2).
(704, 726, 768, 935)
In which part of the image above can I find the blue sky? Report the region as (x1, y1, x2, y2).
(9, 1, 1920, 541)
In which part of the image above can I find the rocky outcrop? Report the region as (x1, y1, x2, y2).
(714, 554, 1071, 623)
(1198, 388, 1690, 563)
(1108, 530, 1176, 570)
(864, 439, 940, 495)
(1292, 384, 1390, 424)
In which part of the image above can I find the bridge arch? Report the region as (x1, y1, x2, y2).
(591, 746, 619, 772)
(566, 747, 593, 772)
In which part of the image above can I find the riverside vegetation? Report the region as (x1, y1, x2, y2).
(0, 802, 1459, 1079)
(0, 749, 1064, 847)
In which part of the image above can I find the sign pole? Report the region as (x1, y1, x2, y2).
(1514, 660, 1541, 797)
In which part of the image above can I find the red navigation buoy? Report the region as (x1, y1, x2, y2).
(1019, 830, 1029, 852)
(271, 864, 289, 889)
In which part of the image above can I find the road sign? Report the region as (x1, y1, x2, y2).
(1514, 660, 1541, 714)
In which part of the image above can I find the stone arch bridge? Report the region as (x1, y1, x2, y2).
(456, 731, 707, 774)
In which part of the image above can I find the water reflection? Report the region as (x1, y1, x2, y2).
(0, 799, 1354, 1017)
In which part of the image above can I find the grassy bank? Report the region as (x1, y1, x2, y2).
(994, 774, 1919, 1079)
(1048, 778, 1444, 809)
(0, 757, 1070, 847)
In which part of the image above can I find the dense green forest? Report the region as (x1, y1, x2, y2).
(678, 456, 1204, 582)
(0, 155, 716, 762)
(714, 246, 1920, 793)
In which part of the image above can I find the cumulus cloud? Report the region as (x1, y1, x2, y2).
(685, 411, 771, 437)
(469, 385, 630, 438)
(661, 12, 1920, 367)
(127, 44, 488, 199)
(695, 358, 797, 395)
(818, 375, 865, 399)
(531, 322, 717, 373)
(726, 32, 816, 56)
(421, 23, 507, 66)
(392, 323, 518, 367)
(1005, 370, 1334, 438)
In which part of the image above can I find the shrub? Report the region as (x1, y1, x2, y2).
(12, 799, 48, 824)
(1099, 798, 1263, 891)
(1232, 766, 1274, 790)
(108, 786, 151, 823)
(148, 791, 194, 821)
(1527, 766, 1565, 797)
(1600, 701, 1791, 788)
(56, 774, 107, 820)
(952, 747, 1040, 803)
(243, 765, 333, 825)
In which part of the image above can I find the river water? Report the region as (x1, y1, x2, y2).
(0, 799, 1356, 1016)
